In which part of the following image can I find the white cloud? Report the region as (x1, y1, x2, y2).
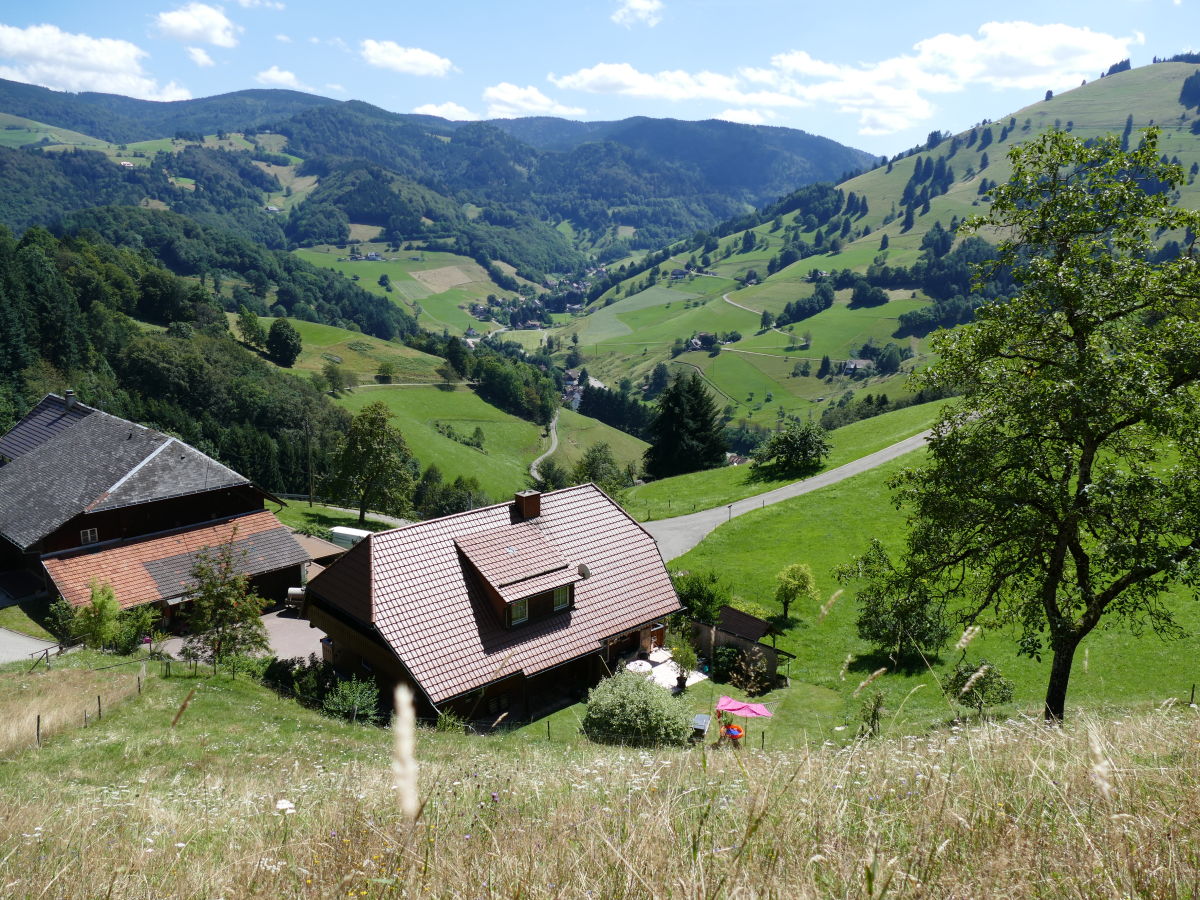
(186, 46, 214, 67)
(0, 23, 189, 100)
(155, 3, 240, 48)
(360, 40, 453, 76)
(612, 0, 663, 28)
(275, 34, 292, 43)
(550, 62, 803, 107)
(414, 101, 480, 120)
(553, 22, 1138, 135)
(717, 108, 774, 125)
(483, 83, 584, 118)
(233, 0, 285, 8)
(255, 65, 311, 91)
(324, 82, 346, 94)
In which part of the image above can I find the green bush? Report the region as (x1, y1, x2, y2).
(581, 671, 691, 746)
(711, 646, 741, 683)
(323, 676, 382, 724)
(45, 598, 77, 642)
(941, 659, 1014, 716)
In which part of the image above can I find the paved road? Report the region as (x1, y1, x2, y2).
(529, 411, 560, 481)
(644, 430, 932, 563)
(161, 608, 326, 661)
(0, 626, 57, 665)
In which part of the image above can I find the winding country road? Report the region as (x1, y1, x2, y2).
(529, 411, 560, 481)
(644, 429, 931, 563)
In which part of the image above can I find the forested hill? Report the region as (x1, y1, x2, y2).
(0, 80, 875, 257)
(0, 78, 337, 144)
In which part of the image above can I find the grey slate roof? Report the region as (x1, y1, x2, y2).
(0, 395, 248, 551)
(0, 394, 93, 461)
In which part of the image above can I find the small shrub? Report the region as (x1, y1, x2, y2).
(323, 676, 382, 724)
(45, 598, 77, 642)
(581, 671, 691, 746)
(858, 689, 887, 738)
(942, 659, 1014, 716)
(730, 646, 771, 696)
(711, 646, 741, 683)
(436, 709, 467, 733)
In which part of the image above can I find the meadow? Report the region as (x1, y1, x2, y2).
(230, 315, 445, 385)
(625, 399, 947, 520)
(0, 649, 1195, 898)
(337, 385, 545, 500)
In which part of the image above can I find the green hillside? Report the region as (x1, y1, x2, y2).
(550, 407, 650, 473)
(228, 315, 445, 384)
(294, 247, 516, 336)
(336, 385, 545, 499)
(527, 62, 1200, 434)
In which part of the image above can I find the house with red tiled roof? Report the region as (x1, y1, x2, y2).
(0, 392, 308, 617)
(304, 486, 681, 720)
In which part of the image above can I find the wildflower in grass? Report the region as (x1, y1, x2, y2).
(853, 667, 887, 697)
(276, 798, 296, 814)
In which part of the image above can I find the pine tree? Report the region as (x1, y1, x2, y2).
(643, 374, 727, 479)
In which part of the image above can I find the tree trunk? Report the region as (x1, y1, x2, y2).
(358, 496, 367, 525)
(1043, 636, 1080, 723)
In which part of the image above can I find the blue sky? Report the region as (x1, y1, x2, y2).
(0, 1, 1193, 154)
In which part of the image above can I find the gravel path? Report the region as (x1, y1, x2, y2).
(529, 411, 560, 481)
(644, 430, 931, 563)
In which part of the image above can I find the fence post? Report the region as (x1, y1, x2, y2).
(546, 720, 551, 741)
(97, 695, 102, 720)
(36, 714, 40, 748)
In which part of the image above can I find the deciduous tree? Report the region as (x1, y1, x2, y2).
(845, 129, 1200, 723)
(327, 400, 415, 523)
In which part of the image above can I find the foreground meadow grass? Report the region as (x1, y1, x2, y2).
(2, 659, 1198, 898)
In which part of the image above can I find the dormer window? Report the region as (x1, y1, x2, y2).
(80, 527, 98, 545)
(553, 585, 570, 611)
(510, 597, 529, 626)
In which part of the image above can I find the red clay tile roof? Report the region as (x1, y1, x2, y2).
(455, 523, 568, 589)
(42, 510, 308, 609)
(308, 484, 681, 704)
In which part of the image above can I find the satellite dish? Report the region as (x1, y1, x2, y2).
(578, 563, 591, 579)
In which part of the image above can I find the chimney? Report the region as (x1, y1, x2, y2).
(514, 490, 541, 519)
(64, 390, 77, 410)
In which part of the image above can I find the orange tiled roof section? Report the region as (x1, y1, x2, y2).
(313, 484, 681, 704)
(43, 510, 306, 609)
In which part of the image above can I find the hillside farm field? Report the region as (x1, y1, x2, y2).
(294, 248, 515, 335)
(337, 385, 545, 500)
(227, 316, 445, 385)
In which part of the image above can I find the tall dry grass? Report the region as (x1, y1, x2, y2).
(0, 664, 141, 755)
(1, 700, 1197, 898)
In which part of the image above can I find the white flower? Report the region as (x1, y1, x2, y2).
(275, 799, 296, 814)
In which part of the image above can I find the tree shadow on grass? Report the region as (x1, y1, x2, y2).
(846, 648, 939, 677)
(743, 461, 823, 486)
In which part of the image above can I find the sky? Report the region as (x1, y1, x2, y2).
(0, 1, 1194, 155)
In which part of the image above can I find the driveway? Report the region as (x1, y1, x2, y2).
(160, 608, 327, 661)
(644, 430, 931, 563)
(0, 626, 57, 665)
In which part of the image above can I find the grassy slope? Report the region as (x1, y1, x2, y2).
(669, 451, 1200, 738)
(3, 652, 1195, 897)
(227, 315, 445, 384)
(336, 385, 545, 500)
(625, 399, 948, 520)
(549, 407, 650, 474)
(293, 247, 516, 336)
(271, 501, 398, 534)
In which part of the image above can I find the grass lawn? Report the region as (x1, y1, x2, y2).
(625, 399, 948, 520)
(669, 449, 1200, 737)
(0, 597, 53, 640)
(271, 501, 398, 534)
(337, 385, 545, 500)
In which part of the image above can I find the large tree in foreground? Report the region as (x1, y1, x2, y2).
(848, 129, 1200, 722)
(327, 400, 415, 524)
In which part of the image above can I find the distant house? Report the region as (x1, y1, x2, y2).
(118, 160, 134, 168)
(670, 269, 688, 280)
(303, 486, 681, 720)
(842, 358, 874, 375)
(264, 205, 281, 213)
(0, 393, 308, 617)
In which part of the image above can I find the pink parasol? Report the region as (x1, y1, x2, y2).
(715, 696, 773, 718)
